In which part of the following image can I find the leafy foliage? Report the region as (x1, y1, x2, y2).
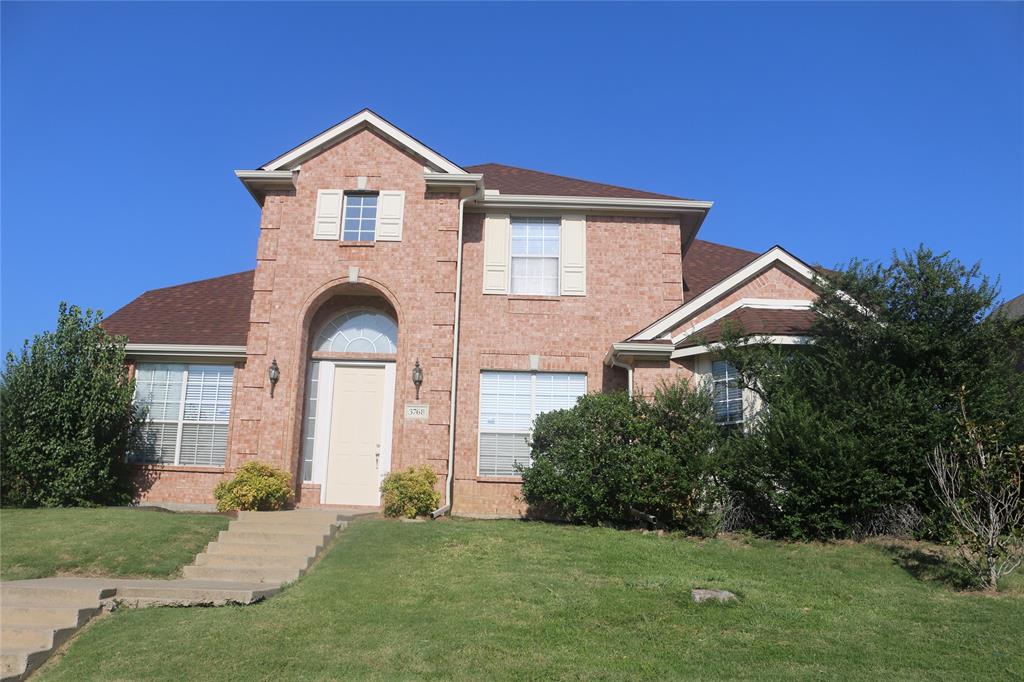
(214, 461, 292, 511)
(1, 303, 138, 507)
(520, 382, 729, 534)
(719, 246, 1024, 539)
(380, 465, 440, 518)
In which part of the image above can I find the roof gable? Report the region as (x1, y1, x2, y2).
(261, 109, 465, 175)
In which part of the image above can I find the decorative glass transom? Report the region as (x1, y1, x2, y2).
(315, 310, 397, 354)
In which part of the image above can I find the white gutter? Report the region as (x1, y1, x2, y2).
(432, 184, 483, 518)
(470, 194, 713, 214)
(124, 343, 248, 359)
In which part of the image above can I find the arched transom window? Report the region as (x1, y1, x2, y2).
(314, 309, 397, 354)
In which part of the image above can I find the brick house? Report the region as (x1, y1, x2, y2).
(103, 109, 820, 516)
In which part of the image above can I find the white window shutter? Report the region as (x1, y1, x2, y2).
(483, 213, 510, 294)
(560, 214, 586, 296)
(313, 189, 342, 240)
(377, 190, 405, 241)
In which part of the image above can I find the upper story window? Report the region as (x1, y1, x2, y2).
(343, 193, 378, 241)
(130, 363, 234, 467)
(314, 309, 397, 354)
(711, 360, 744, 428)
(510, 216, 560, 296)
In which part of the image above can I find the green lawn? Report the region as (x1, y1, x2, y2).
(0, 508, 230, 580)
(35, 518, 1022, 681)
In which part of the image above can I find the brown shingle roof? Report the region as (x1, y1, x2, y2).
(677, 307, 816, 348)
(682, 240, 762, 299)
(102, 271, 254, 346)
(464, 163, 688, 200)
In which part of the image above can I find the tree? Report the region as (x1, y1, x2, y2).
(1, 303, 139, 507)
(929, 396, 1023, 590)
(719, 246, 1024, 539)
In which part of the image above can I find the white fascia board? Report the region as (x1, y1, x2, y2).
(670, 298, 815, 345)
(604, 342, 674, 365)
(423, 172, 484, 197)
(469, 194, 713, 216)
(125, 343, 247, 360)
(261, 109, 466, 175)
(234, 170, 297, 203)
(671, 335, 812, 359)
(632, 246, 819, 341)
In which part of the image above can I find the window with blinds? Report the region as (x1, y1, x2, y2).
(711, 360, 744, 427)
(478, 371, 586, 477)
(130, 363, 234, 467)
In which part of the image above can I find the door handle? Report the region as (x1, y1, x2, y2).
(375, 444, 380, 470)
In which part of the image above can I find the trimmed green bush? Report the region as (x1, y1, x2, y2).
(214, 462, 292, 512)
(380, 466, 440, 519)
(1, 303, 139, 507)
(521, 382, 729, 535)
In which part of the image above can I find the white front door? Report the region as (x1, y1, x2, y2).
(324, 364, 387, 506)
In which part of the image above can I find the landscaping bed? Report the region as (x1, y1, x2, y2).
(34, 518, 1023, 681)
(0, 507, 230, 580)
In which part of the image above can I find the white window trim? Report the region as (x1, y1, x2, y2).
(477, 371, 587, 478)
(131, 363, 234, 468)
(507, 215, 561, 297)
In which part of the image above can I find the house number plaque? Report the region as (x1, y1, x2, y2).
(404, 404, 429, 421)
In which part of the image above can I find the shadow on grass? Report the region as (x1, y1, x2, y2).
(876, 540, 976, 591)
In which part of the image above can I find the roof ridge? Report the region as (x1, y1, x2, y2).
(464, 162, 686, 200)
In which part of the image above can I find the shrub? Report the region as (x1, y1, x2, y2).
(719, 246, 1024, 540)
(1, 303, 138, 507)
(520, 382, 728, 535)
(380, 466, 440, 518)
(214, 462, 292, 512)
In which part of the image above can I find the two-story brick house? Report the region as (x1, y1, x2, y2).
(103, 110, 820, 516)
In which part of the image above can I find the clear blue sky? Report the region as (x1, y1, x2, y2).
(3, 2, 1021, 354)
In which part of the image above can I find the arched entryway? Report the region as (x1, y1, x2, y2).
(300, 297, 399, 506)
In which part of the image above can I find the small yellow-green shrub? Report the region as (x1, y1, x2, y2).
(380, 466, 440, 519)
(214, 462, 292, 512)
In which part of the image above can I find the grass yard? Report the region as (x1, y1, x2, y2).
(0, 507, 230, 580)
(35, 518, 1022, 681)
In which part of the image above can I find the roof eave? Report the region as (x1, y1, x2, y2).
(235, 170, 297, 205)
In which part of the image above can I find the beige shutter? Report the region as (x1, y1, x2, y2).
(313, 189, 343, 240)
(482, 213, 510, 294)
(377, 190, 405, 241)
(559, 214, 586, 296)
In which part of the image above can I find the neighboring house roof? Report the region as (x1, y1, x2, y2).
(675, 307, 816, 348)
(993, 293, 1024, 321)
(102, 271, 254, 346)
(465, 163, 685, 201)
(682, 240, 761, 299)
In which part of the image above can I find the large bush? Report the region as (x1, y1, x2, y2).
(719, 247, 1024, 540)
(1, 304, 138, 507)
(380, 466, 440, 519)
(214, 462, 292, 511)
(520, 382, 728, 534)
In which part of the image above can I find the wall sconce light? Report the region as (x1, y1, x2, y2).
(268, 358, 280, 397)
(412, 359, 424, 401)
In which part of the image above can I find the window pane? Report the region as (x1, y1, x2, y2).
(478, 371, 586, 477)
(183, 365, 233, 423)
(133, 363, 184, 421)
(178, 424, 228, 467)
(130, 422, 178, 464)
(712, 360, 743, 425)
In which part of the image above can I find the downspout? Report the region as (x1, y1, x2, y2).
(432, 185, 482, 518)
(608, 351, 634, 398)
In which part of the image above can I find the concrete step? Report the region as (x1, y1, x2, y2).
(204, 540, 317, 557)
(0, 584, 114, 607)
(227, 520, 339, 535)
(217, 529, 329, 546)
(181, 565, 301, 584)
(193, 553, 313, 571)
(237, 510, 344, 522)
(0, 605, 98, 628)
(0, 625, 55, 650)
(1, 650, 29, 680)
(111, 580, 279, 606)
